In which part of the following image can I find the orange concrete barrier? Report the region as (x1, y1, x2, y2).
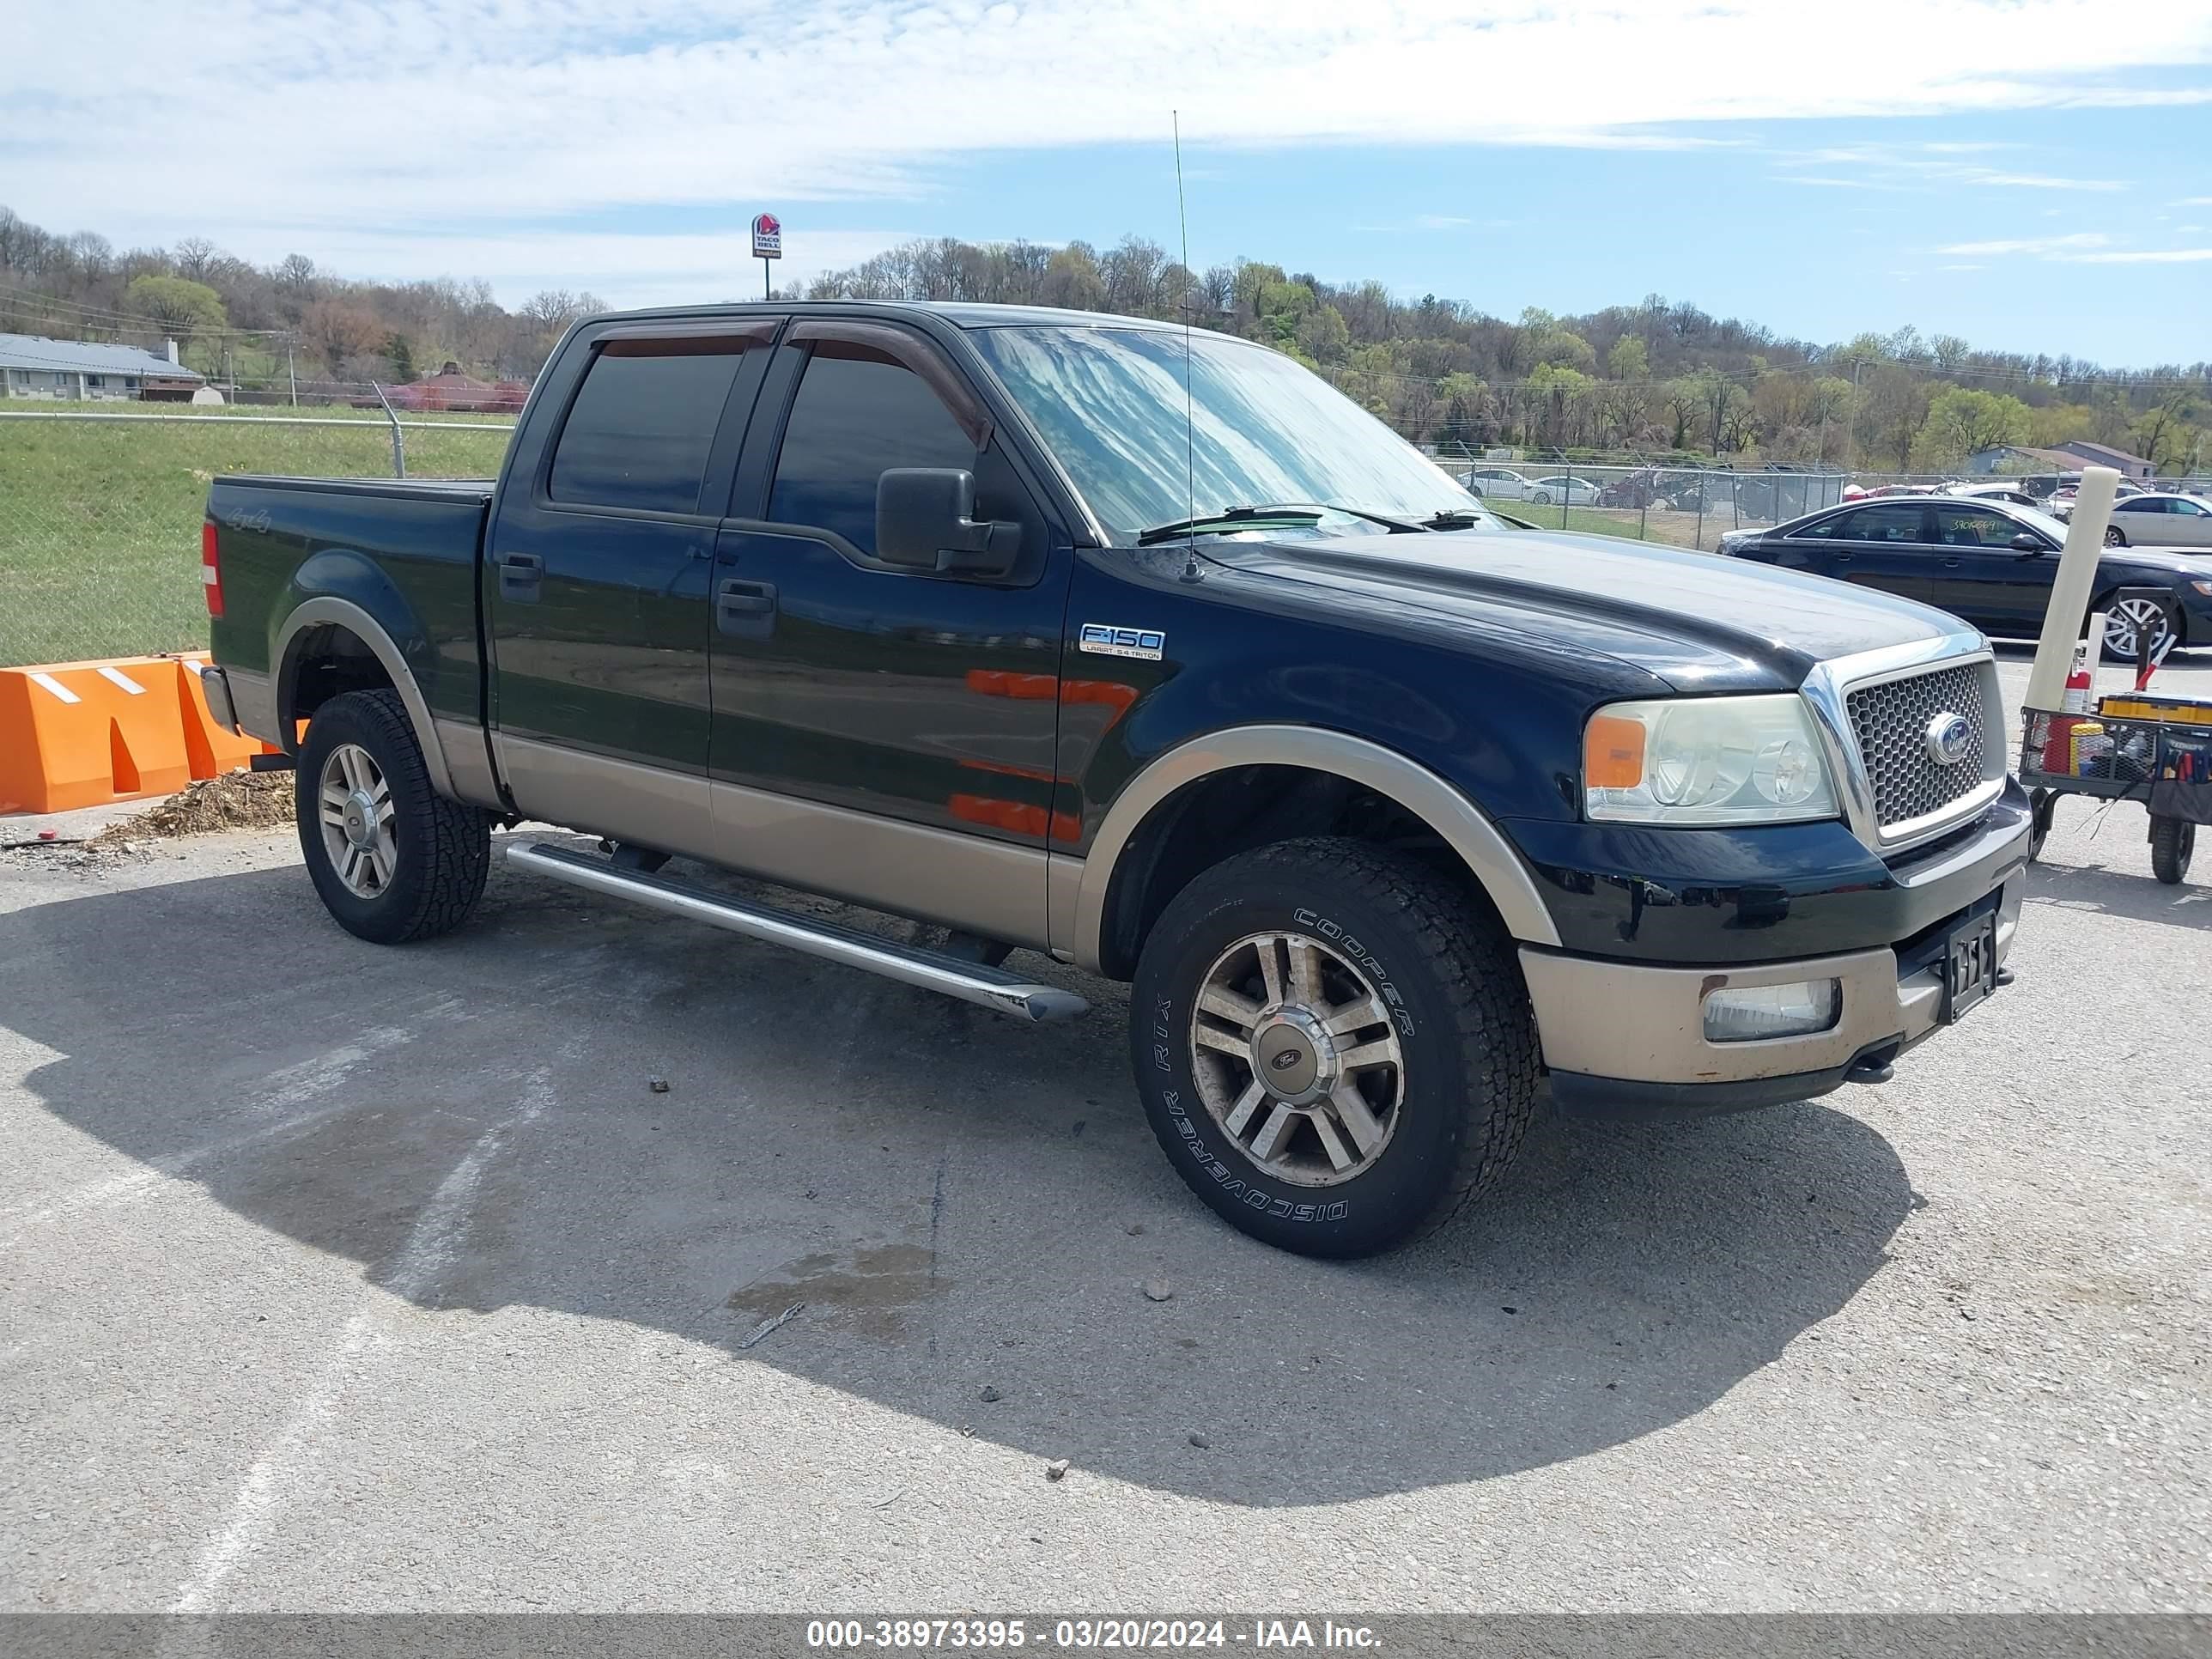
(0, 653, 276, 817)
(172, 656, 272, 781)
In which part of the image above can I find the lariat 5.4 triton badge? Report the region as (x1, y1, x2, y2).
(1079, 623, 1165, 661)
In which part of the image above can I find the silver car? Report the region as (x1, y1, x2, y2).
(2107, 491, 2212, 548)
(1464, 465, 1537, 501)
(1528, 475, 1603, 506)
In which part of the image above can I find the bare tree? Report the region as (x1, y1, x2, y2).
(173, 236, 218, 282)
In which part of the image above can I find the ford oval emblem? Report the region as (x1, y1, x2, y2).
(1924, 712, 1973, 766)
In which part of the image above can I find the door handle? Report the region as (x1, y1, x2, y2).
(717, 577, 777, 637)
(499, 550, 543, 602)
(1942, 556, 1962, 568)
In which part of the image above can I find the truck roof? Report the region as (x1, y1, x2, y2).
(573, 299, 1181, 333)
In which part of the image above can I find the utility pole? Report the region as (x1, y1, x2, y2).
(286, 337, 297, 406)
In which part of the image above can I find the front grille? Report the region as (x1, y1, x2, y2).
(1845, 662, 1991, 834)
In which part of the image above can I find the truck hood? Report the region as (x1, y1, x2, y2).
(1200, 526, 1968, 692)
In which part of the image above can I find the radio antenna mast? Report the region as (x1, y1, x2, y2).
(1174, 110, 1201, 583)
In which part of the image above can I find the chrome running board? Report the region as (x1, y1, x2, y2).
(504, 841, 1089, 1023)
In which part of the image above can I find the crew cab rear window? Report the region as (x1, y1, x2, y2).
(548, 337, 750, 514)
(768, 343, 976, 554)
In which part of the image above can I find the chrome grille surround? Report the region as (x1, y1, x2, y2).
(1799, 633, 2008, 854)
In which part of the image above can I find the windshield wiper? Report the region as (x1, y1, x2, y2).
(1322, 504, 1430, 533)
(1135, 504, 1325, 545)
(1421, 508, 1486, 531)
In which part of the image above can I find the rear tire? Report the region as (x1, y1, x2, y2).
(1128, 837, 1539, 1258)
(2150, 815, 2194, 886)
(2106, 525, 2126, 547)
(296, 689, 492, 944)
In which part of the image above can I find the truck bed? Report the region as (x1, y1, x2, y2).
(205, 473, 497, 745)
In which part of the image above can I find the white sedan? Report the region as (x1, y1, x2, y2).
(1463, 465, 1538, 501)
(1528, 475, 1603, 506)
(2106, 491, 2212, 547)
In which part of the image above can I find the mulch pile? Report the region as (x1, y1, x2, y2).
(95, 769, 295, 842)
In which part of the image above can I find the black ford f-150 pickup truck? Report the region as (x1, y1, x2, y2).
(199, 301, 2030, 1256)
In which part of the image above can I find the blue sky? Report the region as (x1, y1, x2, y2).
(7, 0, 2210, 365)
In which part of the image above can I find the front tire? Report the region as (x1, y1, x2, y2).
(2106, 524, 2126, 547)
(2151, 815, 2195, 886)
(1531, 490, 1552, 506)
(296, 689, 492, 944)
(1128, 838, 1539, 1258)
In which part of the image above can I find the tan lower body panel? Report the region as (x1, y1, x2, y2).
(225, 668, 278, 748)
(434, 718, 504, 811)
(492, 735, 1050, 951)
(1520, 875, 2021, 1085)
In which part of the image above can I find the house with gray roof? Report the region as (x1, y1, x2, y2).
(0, 334, 207, 401)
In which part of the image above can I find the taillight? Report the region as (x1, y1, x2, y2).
(201, 520, 223, 618)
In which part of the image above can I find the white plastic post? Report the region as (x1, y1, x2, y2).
(2023, 466, 2119, 713)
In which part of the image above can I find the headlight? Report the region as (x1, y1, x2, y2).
(2190, 580, 2212, 598)
(1584, 694, 1839, 826)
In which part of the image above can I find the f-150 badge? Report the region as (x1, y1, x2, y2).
(1079, 623, 1165, 661)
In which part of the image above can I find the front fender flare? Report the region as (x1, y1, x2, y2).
(1056, 725, 1561, 972)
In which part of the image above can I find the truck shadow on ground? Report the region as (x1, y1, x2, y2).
(2024, 856, 2211, 932)
(5, 846, 1916, 1507)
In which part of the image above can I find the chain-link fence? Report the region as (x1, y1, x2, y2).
(1426, 453, 1851, 550)
(0, 408, 513, 667)
(1425, 450, 2212, 548)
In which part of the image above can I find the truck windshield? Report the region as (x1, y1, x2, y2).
(965, 325, 1492, 545)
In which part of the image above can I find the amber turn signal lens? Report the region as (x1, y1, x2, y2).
(1584, 714, 1645, 789)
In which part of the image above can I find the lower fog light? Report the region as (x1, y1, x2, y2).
(1702, 979, 1840, 1042)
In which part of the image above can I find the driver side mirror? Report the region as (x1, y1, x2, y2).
(2010, 532, 2047, 554)
(875, 468, 1021, 577)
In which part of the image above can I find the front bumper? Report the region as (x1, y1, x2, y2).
(1523, 802, 2030, 1115)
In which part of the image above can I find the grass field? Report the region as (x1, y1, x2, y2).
(0, 408, 513, 666)
(1498, 504, 1741, 550)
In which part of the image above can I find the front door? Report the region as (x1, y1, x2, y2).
(705, 319, 1072, 945)
(1924, 502, 2054, 632)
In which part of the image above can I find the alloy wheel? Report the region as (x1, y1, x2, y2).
(2103, 598, 2175, 663)
(317, 742, 398, 898)
(1188, 931, 1407, 1188)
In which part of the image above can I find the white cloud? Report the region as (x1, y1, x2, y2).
(1936, 233, 2112, 255)
(4, 0, 2210, 303)
(2174, 196, 2212, 205)
(1939, 263, 1986, 270)
(1774, 142, 2125, 191)
(1411, 215, 1474, 230)
(2058, 247, 2212, 263)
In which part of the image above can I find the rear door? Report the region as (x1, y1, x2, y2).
(1780, 502, 1937, 603)
(702, 316, 1073, 945)
(483, 319, 777, 851)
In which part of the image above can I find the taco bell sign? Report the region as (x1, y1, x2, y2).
(751, 213, 782, 259)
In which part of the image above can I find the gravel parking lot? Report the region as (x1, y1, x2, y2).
(3, 647, 2207, 1615)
